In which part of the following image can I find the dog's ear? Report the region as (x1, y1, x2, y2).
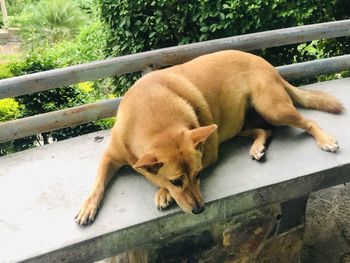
(133, 153, 164, 175)
(190, 124, 217, 147)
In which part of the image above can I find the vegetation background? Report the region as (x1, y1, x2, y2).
(0, 0, 349, 156)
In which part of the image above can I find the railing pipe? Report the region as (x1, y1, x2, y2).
(277, 54, 350, 80)
(1, 20, 350, 99)
(0, 98, 122, 143)
(1, 55, 350, 143)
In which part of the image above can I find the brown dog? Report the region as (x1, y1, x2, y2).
(75, 50, 343, 225)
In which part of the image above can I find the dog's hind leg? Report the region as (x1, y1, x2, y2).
(239, 129, 272, 160)
(251, 81, 339, 152)
(75, 151, 125, 225)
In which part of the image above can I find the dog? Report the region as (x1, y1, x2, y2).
(75, 50, 343, 225)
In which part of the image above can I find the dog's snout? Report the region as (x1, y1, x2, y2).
(191, 204, 205, 215)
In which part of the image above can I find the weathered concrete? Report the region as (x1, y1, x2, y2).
(0, 78, 350, 262)
(302, 184, 350, 263)
(0, 28, 20, 44)
(103, 201, 303, 263)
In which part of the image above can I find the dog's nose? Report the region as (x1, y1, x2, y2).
(192, 205, 205, 215)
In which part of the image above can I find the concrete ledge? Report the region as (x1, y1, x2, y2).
(1, 78, 350, 262)
(0, 29, 8, 43)
(0, 28, 20, 44)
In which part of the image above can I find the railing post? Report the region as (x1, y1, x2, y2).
(0, 0, 9, 29)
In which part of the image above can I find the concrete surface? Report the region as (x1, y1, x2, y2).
(0, 78, 350, 262)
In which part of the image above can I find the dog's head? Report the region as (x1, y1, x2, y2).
(133, 124, 217, 214)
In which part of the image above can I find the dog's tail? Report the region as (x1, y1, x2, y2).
(281, 78, 344, 114)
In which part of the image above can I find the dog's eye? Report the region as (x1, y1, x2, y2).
(170, 179, 183, 187)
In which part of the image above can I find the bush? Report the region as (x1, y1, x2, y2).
(0, 98, 26, 156)
(76, 0, 96, 15)
(0, 64, 13, 79)
(6, 0, 40, 17)
(0, 98, 23, 122)
(0, 16, 112, 155)
(1, 0, 113, 156)
(0, 61, 32, 156)
(7, 47, 113, 144)
(15, 0, 87, 48)
(99, 0, 350, 91)
(41, 21, 107, 66)
(100, 0, 337, 54)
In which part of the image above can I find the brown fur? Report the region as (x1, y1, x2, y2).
(75, 50, 343, 225)
(282, 79, 344, 114)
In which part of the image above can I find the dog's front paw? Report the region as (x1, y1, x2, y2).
(250, 144, 265, 161)
(75, 196, 99, 226)
(155, 188, 174, 210)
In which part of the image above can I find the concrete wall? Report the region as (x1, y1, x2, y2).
(99, 185, 350, 263)
(0, 28, 20, 44)
(302, 184, 350, 263)
(101, 199, 306, 263)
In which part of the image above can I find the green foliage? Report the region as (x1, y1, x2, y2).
(298, 40, 326, 60)
(2, 0, 38, 27)
(6, 0, 40, 16)
(0, 97, 27, 156)
(6, 0, 40, 28)
(296, 37, 350, 83)
(16, 0, 87, 47)
(0, 14, 112, 156)
(76, 0, 98, 16)
(40, 21, 108, 66)
(100, 0, 332, 55)
(6, 52, 86, 148)
(0, 98, 23, 122)
(7, 44, 112, 144)
(1, 0, 113, 156)
(100, 0, 350, 91)
(0, 64, 13, 79)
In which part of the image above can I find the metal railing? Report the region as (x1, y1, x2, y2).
(1, 20, 350, 143)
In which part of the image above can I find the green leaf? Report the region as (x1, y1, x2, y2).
(200, 26, 209, 33)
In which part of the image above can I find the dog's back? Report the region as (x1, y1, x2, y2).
(117, 50, 343, 146)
